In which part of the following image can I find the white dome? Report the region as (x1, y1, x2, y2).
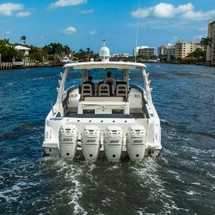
(99, 41, 110, 62)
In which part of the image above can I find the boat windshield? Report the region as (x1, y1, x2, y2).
(65, 67, 145, 89)
(88, 69, 124, 83)
(129, 68, 145, 88)
(65, 69, 81, 89)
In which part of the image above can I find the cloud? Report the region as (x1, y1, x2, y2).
(89, 31, 96, 35)
(62, 26, 77, 35)
(132, 8, 151, 18)
(0, 3, 31, 17)
(129, 19, 192, 30)
(181, 9, 215, 20)
(131, 3, 215, 20)
(50, 0, 87, 9)
(193, 35, 204, 41)
(0, 3, 23, 16)
(132, 3, 192, 18)
(80, 9, 94, 14)
(152, 3, 175, 18)
(6, 30, 12, 34)
(175, 3, 193, 14)
(0, 29, 12, 35)
(197, 27, 207, 32)
(16, 11, 31, 17)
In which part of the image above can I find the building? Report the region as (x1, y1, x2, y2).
(134, 46, 155, 57)
(158, 44, 175, 61)
(15, 45, 30, 56)
(167, 47, 176, 62)
(158, 44, 172, 56)
(175, 42, 203, 59)
(13, 45, 31, 67)
(206, 20, 215, 63)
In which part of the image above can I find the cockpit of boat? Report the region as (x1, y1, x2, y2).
(62, 68, 148, 118)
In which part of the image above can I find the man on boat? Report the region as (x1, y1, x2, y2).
(83, 75, 95, 95)
(103, 71, 116, 95)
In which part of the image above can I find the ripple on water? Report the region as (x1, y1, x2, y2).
(1, 65, 215, 214)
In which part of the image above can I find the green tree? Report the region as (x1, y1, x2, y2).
(43, 43, 71, 55)
(29, 45, 45, 62)
(20, 35, 27, 45)
(73, 48, 96, 61)
(0, 39, 15, 62)
(63, 45, 71, 55)
(0, 45, 17, 62)
(188, 48, 204, 59)
(200, 37, 213, 62)
(200, 37, 213, 50)
(42, 43, 72, 63)
(74, 49, 85, 61)
(0, 38, 10, 46)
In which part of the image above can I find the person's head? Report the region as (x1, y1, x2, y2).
(88, 76, 93, 81)
(107, 71, 112, 77)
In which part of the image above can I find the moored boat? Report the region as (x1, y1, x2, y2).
(43, 43, 161, 162)
(61, 56, 71, 65)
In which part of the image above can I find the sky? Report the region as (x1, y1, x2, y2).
(0, 0, 215, 54)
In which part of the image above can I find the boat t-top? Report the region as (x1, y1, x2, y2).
(43, 42, 161, 162)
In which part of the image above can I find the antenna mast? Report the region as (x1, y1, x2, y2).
(135, 0, 141, 62)
(103, 40, 106, 61)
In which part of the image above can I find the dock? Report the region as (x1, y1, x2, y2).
(0, 62, 13, 70)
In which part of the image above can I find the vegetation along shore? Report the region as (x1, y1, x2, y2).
(0, 36, 214, 70)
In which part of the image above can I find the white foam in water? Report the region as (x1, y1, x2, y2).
(167, 169, 184, 183)
(130, 158, 189, 213)
(0, 178, 42, 205)
(54, 160, 88, 215)
(182, 145, 206, 156)
(191, 182, 201, 186)
(0, 175, 4, 185)
(185, 190, 200, 195)
(31, 77, 46, 81)
(160, 119, 170, 124)
(12, 185, 21, 191)
(0, 188, 18, 202)
(206, 172, 215, 179)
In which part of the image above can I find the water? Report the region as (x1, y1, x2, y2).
(0, 64, 215, 215)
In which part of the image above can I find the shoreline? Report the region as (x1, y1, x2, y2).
(0, 62, 62, 70)
(1, 61, 215, 71)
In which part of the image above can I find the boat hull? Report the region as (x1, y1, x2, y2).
(43, 113, 161, 161)
(42, 60, 162, 162)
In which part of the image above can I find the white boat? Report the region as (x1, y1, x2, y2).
(43, 44, 161, 162)
(12, 58, 24, 67)
(61, 56, 71, 65)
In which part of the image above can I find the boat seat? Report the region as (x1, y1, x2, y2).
(116, 84, 128, 97)
(81, 83, 93, 98)
(98, 84, 110, 96)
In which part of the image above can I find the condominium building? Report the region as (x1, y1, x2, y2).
(134, 46, 155, 57)
(206, 20, 215, 63)
(175, 42, 203, 59)
(158, 43, 172, 55)
(158, 44, 175, 61)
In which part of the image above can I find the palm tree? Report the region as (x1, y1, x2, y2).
(200, 37, 213, 50)
(200, 37, 213, 62)
(20, 35, 27, 45)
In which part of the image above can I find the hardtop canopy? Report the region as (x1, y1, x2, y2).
(64, 61, 146, 70)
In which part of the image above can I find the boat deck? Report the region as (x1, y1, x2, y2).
(63, 89, 147, 118)
(65, 112, 145, 118)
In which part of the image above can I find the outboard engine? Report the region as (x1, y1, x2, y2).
(127, 125, 146, 162)
(59, 125, 78, 159)
(82, 125, 100, 162)
(104, 126, 123, 162)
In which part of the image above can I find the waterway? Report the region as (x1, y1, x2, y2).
(0, 63, 215, 214)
